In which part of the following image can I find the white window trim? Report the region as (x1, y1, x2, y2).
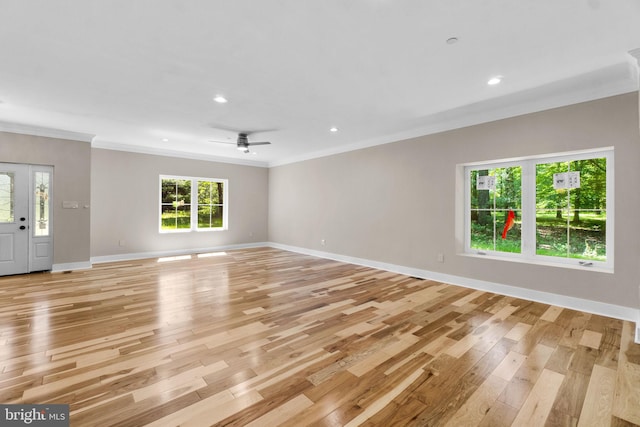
(462, 148, 613, 273)
(159, 175, 229, 233)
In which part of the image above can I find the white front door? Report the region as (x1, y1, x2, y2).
(0, 163, 53, 276)
(0, 164, 29, 275)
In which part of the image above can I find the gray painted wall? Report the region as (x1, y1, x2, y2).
(268, 93, 640, 309)
(0, 131, 91, 265)
(90, 149, 268, 258)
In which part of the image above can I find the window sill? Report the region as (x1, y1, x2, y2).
(459, 252, 613, 274)
(159, 228, 227, 234)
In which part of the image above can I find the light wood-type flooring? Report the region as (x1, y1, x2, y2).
(1, 247, 639, 426)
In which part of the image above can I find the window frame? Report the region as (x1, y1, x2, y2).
(159, 175, 229, 233)
(463, 148, 613, 272)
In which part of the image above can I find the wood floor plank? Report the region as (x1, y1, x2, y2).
(540, 305, 564, 322)
(0, 247, 636, 426)
(478, 400, 519, 427)
(511, 368, 565, 426)
(343, 367, 425, 426)
(504, 322, 532, 341)
(547, 368, 591, 423)
(497, 343, 555, 410)
(445, 374, 508, 427)
(612, 321, 640, 425)
(244, 394, 314, 427)
(578, 364, 616, 427)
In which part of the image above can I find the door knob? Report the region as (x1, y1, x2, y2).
(19, 225, 26, 230)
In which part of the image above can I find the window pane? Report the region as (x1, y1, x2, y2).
(198, 181, 222, 205)
(197, 206, 212, 228)
(211, 205, 223, 227)
(161, 204, 191, 230)
(215, 182, 223, 204)
(198, 205, 223, 228)
(536, 158, 606, 261)
(198, 206, 210, 228)
(469, 166, 521, 253)
(162, 178, 191, 204)
(197, 181, 224, 229)
(0, 172, 14, 223)
(161, 179, 176, 203)
(176, 179, 191, 203)
(198, 181, 211, 204)
(34, 171, 50, 236)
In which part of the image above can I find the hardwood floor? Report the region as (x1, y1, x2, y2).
(1, 247, 638, 426)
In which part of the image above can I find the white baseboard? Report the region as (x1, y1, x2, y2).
(51, 261, 92, 272)
(90, 242, 269, 265)
(268, 242, 640, 339)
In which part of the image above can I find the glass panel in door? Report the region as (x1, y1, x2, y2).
(34, 171, 50, 236)
(0, 172, 15, 223)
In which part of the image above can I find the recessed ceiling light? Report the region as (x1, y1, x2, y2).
(487, 76, 502, 85)
(330, 127, 338, 132)
(446, 37, 459, 45)
(162, 138, 169, 142)
(213, 95, 228, 103)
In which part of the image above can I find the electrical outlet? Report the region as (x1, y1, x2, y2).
(119, 240, 126, 247)
(321, 239, 326, 246)
(437, 253, 444, 263)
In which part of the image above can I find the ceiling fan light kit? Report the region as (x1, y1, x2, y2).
(210, 132, 272, 154)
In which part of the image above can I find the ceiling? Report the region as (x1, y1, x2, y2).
(0, 1, 639, 167)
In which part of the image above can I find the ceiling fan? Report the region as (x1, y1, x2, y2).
(209, 132, 271, 153)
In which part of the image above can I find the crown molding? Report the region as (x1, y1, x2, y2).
(0, 120, 94, 142)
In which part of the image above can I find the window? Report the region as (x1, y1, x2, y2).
(464, 148, 613, 270)
(160, 175, 228, 232)
(34, 171, 51, 236)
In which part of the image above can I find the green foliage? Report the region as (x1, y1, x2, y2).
(161, 179, 191, 204)
(470, 219, 521, 253)
(535, 158, 606, 222)
(198, 180, 223, 205)
(536, 212, 606, 260)
(161, 210, 191, 229)
(470, 167, 522, 210)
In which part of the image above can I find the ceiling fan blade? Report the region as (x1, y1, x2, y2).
(208, 140, 236, 145)
(247, 141, 271, 146)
